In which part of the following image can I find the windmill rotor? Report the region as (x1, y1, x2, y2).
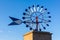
(22, 5, 51, 31)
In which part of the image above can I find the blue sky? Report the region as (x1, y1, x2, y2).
(0, 0, 60, 40)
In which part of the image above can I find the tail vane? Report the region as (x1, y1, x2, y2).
(9, 16, 22, 26)
(8, 22, 19, 26)
(9, 16, 19, 21)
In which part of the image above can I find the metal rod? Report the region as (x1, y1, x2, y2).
(36, 16, 39, 31)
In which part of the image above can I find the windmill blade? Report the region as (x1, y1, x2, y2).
(35, 29, 38, 31)
(30, 27, 33, 30)
(39, 29, 41, 31)
(43, 27, 46, 29)
(47, 12, 50, 14)
(41, 24, 46, 30)
(26, 25, 29, 27)
(48, 16, 51, 18)
(9, 16, 19, 21)
(46, 24, 49, 26)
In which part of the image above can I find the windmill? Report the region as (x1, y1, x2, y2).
(8, 5, 51, 31)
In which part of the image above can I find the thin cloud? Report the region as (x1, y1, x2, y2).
(8, 30, 12, 32)
(0, 30, 3, 33)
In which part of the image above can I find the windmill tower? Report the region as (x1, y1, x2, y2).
(24, 31, 52, 40)
(9, 5, 52, 40)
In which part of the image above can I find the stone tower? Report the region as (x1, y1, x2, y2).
(24, 31, 52, 40)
